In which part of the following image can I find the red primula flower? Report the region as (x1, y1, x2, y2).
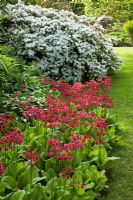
(25, 148, 39, 167)
(60, 165, 72, 179)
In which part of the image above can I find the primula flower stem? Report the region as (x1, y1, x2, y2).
(4, 148, 7, 167)
(30, 159, 33, 198)
(98, 143, 102, 169)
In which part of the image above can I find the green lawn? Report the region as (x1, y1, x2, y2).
(103, 47, 133, 200)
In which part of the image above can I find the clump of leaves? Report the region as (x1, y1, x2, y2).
(124, 20, 133, 43)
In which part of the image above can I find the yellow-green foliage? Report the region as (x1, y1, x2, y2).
(0, 54, 15, 68)
(124, 20, 133, 43)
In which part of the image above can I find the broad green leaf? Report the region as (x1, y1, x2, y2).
(57, 190, 71, 200)
(78, 191, 97, 200)
(17, 162, 25, 172)
(21, 166, 39, 187)
(42, 168, 56, 182)
(1, 176, 17, 189)
(32, 177, 46, 185)
(89, 145, 108, 168)
(0, 182, 5, 194)
(45, 177, 58, 194)
(45, 159, 56, 171)
(73, 171, 83, 183)
(5, 162, 17, 178)
(11, 190, 25, 200)
(31, 183, 44, 200)
(86, 183, 94, 189)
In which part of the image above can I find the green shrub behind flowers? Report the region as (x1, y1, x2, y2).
(0, 75, 120, 199)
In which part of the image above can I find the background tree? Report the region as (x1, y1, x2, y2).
(72, 0, 133, 45)
(72, 0, 133, 21)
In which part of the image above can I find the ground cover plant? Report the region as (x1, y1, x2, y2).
(0, 65, 120, 199)
(1, 2, 121, 82)
(0, 44, 49, 114)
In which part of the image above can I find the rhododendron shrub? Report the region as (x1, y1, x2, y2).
(2, 2, 121, 82)
(0, 76, 119, 199)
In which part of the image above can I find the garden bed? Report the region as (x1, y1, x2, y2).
(0, 62, 120, 199)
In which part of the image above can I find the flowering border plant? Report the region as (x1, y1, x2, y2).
(0, 75, 120, 199)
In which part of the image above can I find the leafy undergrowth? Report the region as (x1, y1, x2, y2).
(102, 47, 133, 200)
(0, 45, 120, 200)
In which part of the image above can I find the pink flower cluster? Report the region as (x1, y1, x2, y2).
(93, 118, 108, 129)
(51, 76, 112, 109)
(24, 96, 80, 128)
(22, 76, 112, 151)
(47, 134, 87, 161)
(23, 76, 112, 129)
(0, 113, 13, 132)
(0, 128, 24, 151)
(24, 148, 38, 167)
(0, 76, 112, 177)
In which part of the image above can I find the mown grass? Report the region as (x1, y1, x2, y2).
(102, 47, 133, 200)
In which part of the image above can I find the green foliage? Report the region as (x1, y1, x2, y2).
(36, 0, 72, 10)
(73, 0, 133, 21)
(36, 0, 85, 15)
(10, 190, 26, 200)
(73, 161, 107, 193)
(124, 20, 133, 43)
(73, 0, 133, 44)
(0, 55, 41, 94)
(0, 45, 47, 113)
(0, 0, 37, 8)
(89, 145, 119, 170)
(108, 23, 129, 46)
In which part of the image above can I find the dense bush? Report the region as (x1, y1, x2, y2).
(124, 20, 133, 43)
(1, 2, 121, 82)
